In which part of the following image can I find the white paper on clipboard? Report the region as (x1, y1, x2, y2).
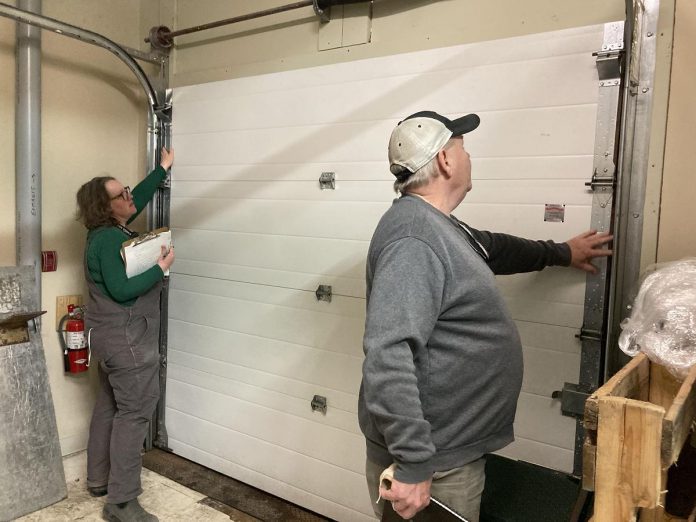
(121, 227, 172, 278)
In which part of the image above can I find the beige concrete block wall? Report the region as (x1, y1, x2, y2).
(657, 0, 696, 262)
(1, 0, 160, 456)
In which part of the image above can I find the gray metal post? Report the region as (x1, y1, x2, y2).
(15, 0, 42, 307)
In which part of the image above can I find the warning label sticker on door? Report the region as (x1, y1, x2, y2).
(544, 204, 566, 223)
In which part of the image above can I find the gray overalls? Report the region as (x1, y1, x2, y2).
(84, 241, 162, 505)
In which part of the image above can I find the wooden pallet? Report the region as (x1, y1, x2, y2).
(582, 353, 696, 521)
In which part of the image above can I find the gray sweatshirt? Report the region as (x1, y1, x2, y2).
(358, 194, 571, 483)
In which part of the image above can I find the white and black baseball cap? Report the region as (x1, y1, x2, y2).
(388, 111, 480, 180)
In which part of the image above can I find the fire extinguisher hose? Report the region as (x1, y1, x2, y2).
(57, 314, 71, 372)
(86, 327, 92, 368)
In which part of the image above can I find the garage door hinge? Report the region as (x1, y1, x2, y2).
(315, 285, 332, 302)
(552, 383, 592, 418)
(319, 172, 335, 190)
(593, 21, 623, 86)
(311, 395, 327, 414)
(575, 327, 603, 342)
(585, 171, 614, 192)
(594, 51, 622, 86)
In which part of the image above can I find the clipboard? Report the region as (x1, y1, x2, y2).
(121, 227, 172, 278)
(379, 464, 470, 522)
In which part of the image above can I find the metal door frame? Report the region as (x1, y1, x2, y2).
(556, 0, 664, 475)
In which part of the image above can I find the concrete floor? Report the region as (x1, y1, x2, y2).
(16, 451, 253, 521)
(142, 449, 329, 522)
(17, 449, 330, 521)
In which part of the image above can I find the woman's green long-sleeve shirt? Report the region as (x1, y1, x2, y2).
(85, 166, 167, 306)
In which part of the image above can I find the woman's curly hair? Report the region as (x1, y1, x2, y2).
(76, 176, 117, 229)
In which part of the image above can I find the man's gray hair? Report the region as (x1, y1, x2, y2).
(393, 138, 457, 194)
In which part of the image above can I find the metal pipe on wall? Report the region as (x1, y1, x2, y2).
(15, 0, 42, 305)
(0, 0, 166, 184)
(145, 0, 370, 48)
(0, 2, 160, 110)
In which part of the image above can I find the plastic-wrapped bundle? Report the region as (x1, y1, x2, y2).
(618, 258, 696, 380)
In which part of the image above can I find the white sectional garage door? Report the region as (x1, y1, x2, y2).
(168, 24, 607, 521)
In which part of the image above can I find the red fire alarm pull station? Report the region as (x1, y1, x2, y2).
(41, 251, 57, 272)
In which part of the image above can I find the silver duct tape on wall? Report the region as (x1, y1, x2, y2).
(0, 266, 66, 519)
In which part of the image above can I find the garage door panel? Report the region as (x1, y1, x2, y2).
(173, 228, 367, 277)
(466, 105, 597, 158)
(474, 155, 593, 181)
(169, 291, 364, 358)
(174, 162, 391, 182)
(514, 393, 576, 450)
(166, 383, 364, 473)
(167, 369, 360, 442)
(172, 178, 591, 206)
(168, 438, 375, 521)
(168, 325, 361, 401)
(174, 121, 391, 167)
(166, 413, 374, 520)
(172, 179, 395, 202)
(521, 347, 580, 398)
(168, 24, 609, 515)
(172, 273, 364, 317)
(174, 106, 595, 168)
(174, 26, 600, 104)
(175, 25, 601, 105)
(171, 199, 589, 241)
(167, 350, 358, 416)
(174, 54, 597, 136)
(467, 179, 592, 206)
(175, 259, 366, 298)
(172, 227, 368, 298)
(495, 437, 574, 473)
(170, 199, 388, 241)
(497, 269, 586, 305)
(507, 296, 583, 328)
(456, 204, 592, 241)
(174, 155, 592, 183)
(516, 321, 581, 354)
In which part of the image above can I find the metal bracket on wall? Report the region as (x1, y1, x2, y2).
(315, 285, 333, 302)
(552, 383, 592, 418)
(311, 395, 328, 414)
(319, 172, 336, 190)
(313, 0, 331, 22)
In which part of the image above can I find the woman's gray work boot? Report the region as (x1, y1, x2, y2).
(102, 498, 158, 522)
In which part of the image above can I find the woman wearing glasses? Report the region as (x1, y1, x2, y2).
(75, 148, 175, 522)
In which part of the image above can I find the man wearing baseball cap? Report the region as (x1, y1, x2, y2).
(358, 111, 612, 520)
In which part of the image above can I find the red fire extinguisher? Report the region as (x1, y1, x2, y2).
(58, 304, 89, 373)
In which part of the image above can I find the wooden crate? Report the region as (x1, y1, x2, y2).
(583, 353, 696, 521)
